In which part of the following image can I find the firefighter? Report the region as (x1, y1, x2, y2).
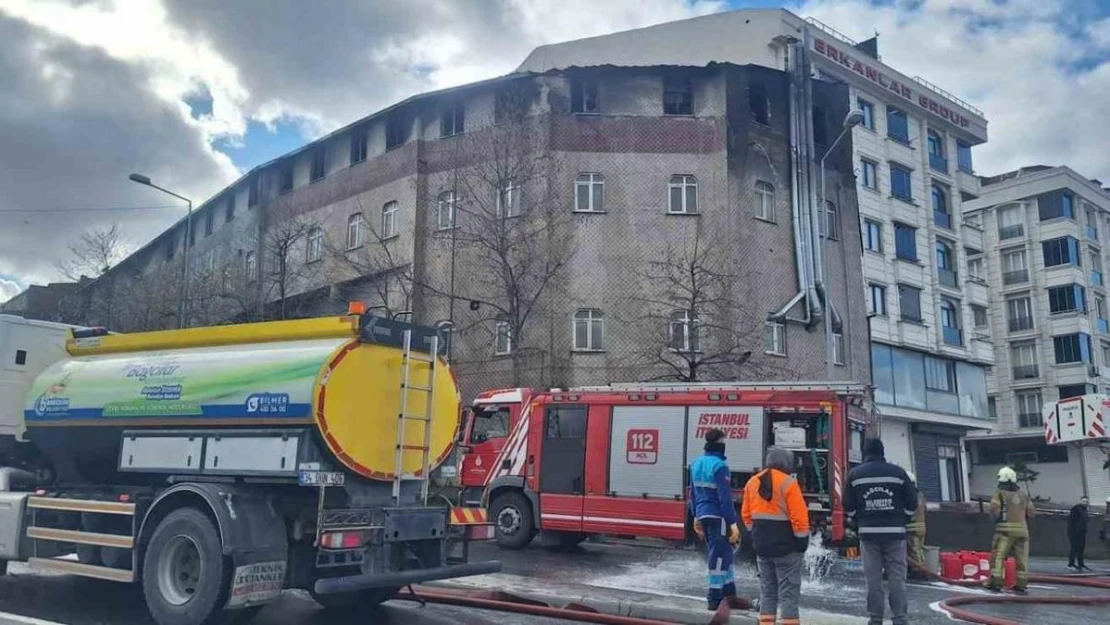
(904, 471, 928, 578)
(986, 466, 1035, 592)
(688, 428, 741, 610)
(742, 446, 809, 625)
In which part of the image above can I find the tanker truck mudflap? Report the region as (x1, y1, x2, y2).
(138, 482, 289, 609)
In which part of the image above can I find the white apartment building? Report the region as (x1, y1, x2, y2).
(523, 9, 995, 502)
(963, 166, 1110, 505)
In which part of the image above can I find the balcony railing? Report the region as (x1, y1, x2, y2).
(1008, 316, 1034, 332)
(1013, 364, 1039, 380)
(1086, 226, 1099, 241)
(1003, 269, 1029, 285)
(1093, 270, 1104, 287)
(938, 267, 958, 288)
(943, 326, 963, 346)
(930, 153, 949, 173)
(1100, 318, 1109, 334)
(999, 224, 1024, 240)
(935, 210, 952, 229)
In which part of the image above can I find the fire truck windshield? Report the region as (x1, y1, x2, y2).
(469, 405, 510, 443)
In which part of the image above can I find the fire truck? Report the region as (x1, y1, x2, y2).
(456, 382, 873, 552)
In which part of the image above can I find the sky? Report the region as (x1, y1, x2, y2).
(2, 0, 1110, 303)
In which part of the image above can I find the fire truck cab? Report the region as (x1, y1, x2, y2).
(457, 383, 872, 552)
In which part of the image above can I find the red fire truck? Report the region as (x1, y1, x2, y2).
(456, 383, 873, 552)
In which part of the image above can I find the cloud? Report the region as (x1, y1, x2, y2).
(798, 0, 1110, 181)
(0, 276, 21, 304)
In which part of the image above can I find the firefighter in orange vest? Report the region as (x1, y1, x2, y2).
(742, 446, 810, 625)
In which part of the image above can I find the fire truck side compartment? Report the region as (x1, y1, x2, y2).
(608, 406, 685, 499)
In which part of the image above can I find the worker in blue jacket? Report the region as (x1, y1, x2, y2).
(688, 428, 741, 610)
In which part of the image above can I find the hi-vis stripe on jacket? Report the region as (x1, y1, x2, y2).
(742, 468, 810, 558)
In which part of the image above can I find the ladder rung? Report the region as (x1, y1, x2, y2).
(29, 557, 134, 582)
(398, 444, 430, 451)
(404, 353, 436, 364)
(398, 414, 431, 422)
(402, 384, 433, 392)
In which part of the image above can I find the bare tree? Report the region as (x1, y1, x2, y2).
(324, 197, 413, 318)
(261, 215, 319, 320)
(628, 224, 772, 382)
(55, 223, 128, 281)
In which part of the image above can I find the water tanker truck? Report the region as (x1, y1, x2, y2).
(0, 311, 498, 625)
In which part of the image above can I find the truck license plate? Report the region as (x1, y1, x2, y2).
(298, 471, 345, 486)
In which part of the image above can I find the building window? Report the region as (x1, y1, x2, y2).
(662, 77, 693, 115)
(925, 356, 957, 392)
(755, 180, 775, 222)
(957, 141, 973, 173)
(350, 126, 368, 165)
(750, 83, 769, 124)
(998, 205, 1024, 239)
(822, 200, 838, 240)
(1048, 284, 1086, 315)
(863, 220, 883, 252)
(1054, 332, 1091, 364)
(225, 194, 235, 223)
(927, 130, 947, 172)
(278, 162, 294, 194)
(306, 226, 323, 263)
(861, 159, 878, 190)
(1011, 340, 1039, 380)
(1015, 390, 1043, 428)
(894, 222, 917, 261)
(932, 184, 951, 228)
(669, 310, 699, 352)
(937, 240, 957, 288)
(1039, 191, 1076, 221)
(668, 175, 698, 215)
(570, 79, 599, 114)
(245, 251, 257, 282)
(495, 321, 513, 355)
(437, 191, 457, 230)
(381, 201, 398, 239)
(868, 283, 887, 316)
(1042, 236, 1081, 267)
(764, 321, 786, 356)
(248, 175, 260, 207)
(967, 255, 984, 282)
(386, 114, 407, 150)
(204, 210, 214, 236)
(940, 299, 962, 346)
(833, 332, 845, 365)
(573, 309, 605, 351)
(1097, 296, 1108, 322)
(1006, 295, 1034, 332)
(858, 98, 874, 130)
(311, 148, 326, 182)
(898, 284, 922, 322)
(890, 163, 913, 201)
(972, 304, 988, 329)
(441, 104, 465, 137)
(496, 180, 521, 218)
(988, 396, 997, 419)
(1002, 248, 1029, 285)
(1058, 384, 1093, 400)
(574, 173, 604, 213)
(346, 213, 365, 249)
(887, 106, 909, 143)
(1102, 341, 1110, 366)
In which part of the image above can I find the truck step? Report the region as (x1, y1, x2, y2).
(27, 526, 134, 549)
(28, 557, 134, 583)
(27, 496, 135, 516)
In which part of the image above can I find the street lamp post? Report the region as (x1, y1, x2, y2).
(819, 109, 865, 381)
(129, 174, 193, 329)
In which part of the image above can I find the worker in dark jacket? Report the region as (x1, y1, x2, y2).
(742, 446, 810, 625)
(688, 428, 741, 610)
(844, 439, 917, 625)
(1068, 496, 1090, 571)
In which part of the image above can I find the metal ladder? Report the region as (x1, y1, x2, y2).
(392, 329, 439, 505)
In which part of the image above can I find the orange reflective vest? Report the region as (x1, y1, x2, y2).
(742, 468, 811, 558)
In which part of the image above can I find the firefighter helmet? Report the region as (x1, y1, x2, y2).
(997, 466, 1018, 483)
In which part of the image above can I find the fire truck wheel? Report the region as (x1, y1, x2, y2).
(492, 492, 534, 550)
(142, 507, 231, 625)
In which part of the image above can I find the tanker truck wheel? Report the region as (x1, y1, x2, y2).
(143, 507, 237, 625)
(492, 492, 534, 550)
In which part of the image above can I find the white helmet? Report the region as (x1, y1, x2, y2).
(906, 471, 917, 484)
(998, 466, 1018, 483)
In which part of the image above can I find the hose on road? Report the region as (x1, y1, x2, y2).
(925, 569, 1110, 625)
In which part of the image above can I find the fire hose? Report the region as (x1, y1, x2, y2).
(907, 559, 1110, 625)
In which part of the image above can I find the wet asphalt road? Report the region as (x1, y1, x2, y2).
(0, 544, 1107, 625)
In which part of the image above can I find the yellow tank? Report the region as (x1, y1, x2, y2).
(22, 315, 459, 483)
